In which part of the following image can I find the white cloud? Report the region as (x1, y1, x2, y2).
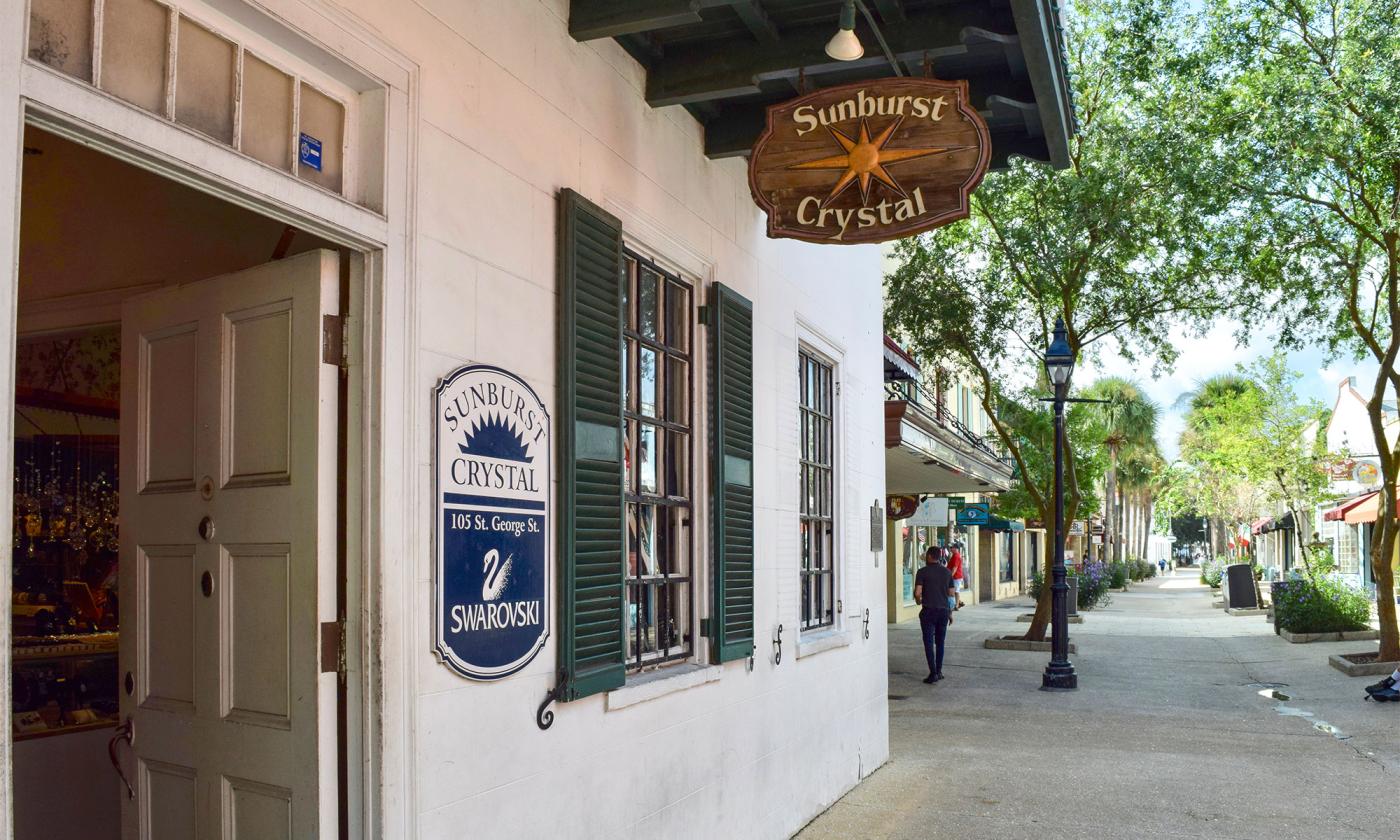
(1075, 318, 1378, 461)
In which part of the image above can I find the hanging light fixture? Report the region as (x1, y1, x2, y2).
(825, 0, 864, 61)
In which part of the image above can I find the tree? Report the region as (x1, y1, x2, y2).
(1174, 374, 1266, 555)
(1083, 378, 1161, 563)
(1200, 0, 1400, 659)
(1174, 356, 1330, 574)
(886, 0, 1240, 641)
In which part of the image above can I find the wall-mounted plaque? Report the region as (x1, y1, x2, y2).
(748, 77, 991, 244)
(434, 365, 550, 680)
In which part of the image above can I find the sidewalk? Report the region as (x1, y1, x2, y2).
(797, 569, 1400, 839)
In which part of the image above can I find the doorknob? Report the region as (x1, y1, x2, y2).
(198, 516, 215, 542)
(201, 571, 215, 598)
(107, 716, 135, 800)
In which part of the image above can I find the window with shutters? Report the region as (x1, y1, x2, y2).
(622, 251, 694, 670)
(799, 348, 837, 631)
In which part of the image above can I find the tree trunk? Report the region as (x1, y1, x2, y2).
(1106, 447, 1119, 565)
(1374, 489, 1399, 662)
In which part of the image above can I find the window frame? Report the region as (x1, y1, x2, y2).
(621, 247, 699, 673)
(797, 336, 842, 633)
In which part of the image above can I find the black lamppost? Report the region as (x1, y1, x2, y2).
(1041, 317, 1078, 691)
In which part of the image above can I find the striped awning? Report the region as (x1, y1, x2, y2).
(1324, 492, 1376, 522)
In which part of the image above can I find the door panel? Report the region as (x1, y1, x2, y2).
(119, 249, 340, 840)
(221, 543, 292, 727)
(140, 759, 198, 840)
(223, 301, 293, 487)
(139, 324, 200, 493)
(138, 543, 197, 712)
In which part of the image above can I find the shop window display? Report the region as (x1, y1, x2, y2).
(11, 329, 121, 740)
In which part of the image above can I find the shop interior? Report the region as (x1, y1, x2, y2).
(10, 124, 336, 838)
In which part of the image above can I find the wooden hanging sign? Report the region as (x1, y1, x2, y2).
(748, 78, 991, 244)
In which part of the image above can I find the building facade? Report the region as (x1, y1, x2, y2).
(3, 1, 1073, 837)
(881, 341, 1042, 622)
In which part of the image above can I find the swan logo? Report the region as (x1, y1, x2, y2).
(482, 549, 512, 601)
(434, 365, 551, 681)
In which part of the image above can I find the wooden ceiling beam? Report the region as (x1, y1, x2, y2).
(728, 1, 780, 44)
(646, 3, 1012, 106)
(871, 0, 906, 23)
(571, 0, 704, 41)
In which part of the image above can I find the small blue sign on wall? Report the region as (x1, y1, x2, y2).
(434, 365, 551, 680)
(298, 132, 323, 172)
(956, 503, 991, 526)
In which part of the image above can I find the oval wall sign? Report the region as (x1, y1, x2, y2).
(434, 365, 551, 680)
(748, 77, 991, 244)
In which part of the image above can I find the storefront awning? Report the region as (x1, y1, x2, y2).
(983, 516, 1024, 532)
(569, 0, 1076, 168)
(1344, 491, 1399, 525)
(1260, 512, 1294, 534)
(1250, 516, 1271, 535)
(1324, 492, 1376, 521)
(883, 335, 919, 382)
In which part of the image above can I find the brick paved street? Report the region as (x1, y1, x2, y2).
(799, 570, 1400, 840)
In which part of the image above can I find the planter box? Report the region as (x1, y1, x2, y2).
(1279, 628, 1379, 644)
(1328, 651, 1400, 677)
(1016, 613, 1083, 624)
(984, 635, 1077, 654)
(1226, 607, 1268, 617)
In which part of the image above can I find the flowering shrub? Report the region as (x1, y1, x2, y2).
(1201, 558, 1224, 588)
(1076, 561, 1113, 610)
(1273, 577, 1371, 634)
(1030, 563, 1114, 609)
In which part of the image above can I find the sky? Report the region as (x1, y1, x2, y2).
(1076, 318, 1380, 461)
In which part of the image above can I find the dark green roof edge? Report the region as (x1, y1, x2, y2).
(1009, 0, 1076, 169)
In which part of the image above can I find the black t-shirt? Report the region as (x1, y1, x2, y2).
(915, 564, 953, 613)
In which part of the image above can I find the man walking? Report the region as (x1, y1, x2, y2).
(914, 546, 957, 684)
(947, 540, 966, 608)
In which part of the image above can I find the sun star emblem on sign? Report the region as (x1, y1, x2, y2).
(748, 77, 991, 244)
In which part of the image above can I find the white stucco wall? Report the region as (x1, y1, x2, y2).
(2, 0, 890, 835)
(343, 1, 891, 837)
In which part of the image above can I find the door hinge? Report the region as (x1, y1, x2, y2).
(322, 314, 347, 369)
(320, 619, 346, 682)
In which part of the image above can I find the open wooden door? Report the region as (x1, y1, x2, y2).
(116, 249, 340, 839)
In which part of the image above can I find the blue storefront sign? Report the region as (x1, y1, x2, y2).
(955, 503, 990, 526)
(298, 132, 323, 171)
(434, 365, 550, 680)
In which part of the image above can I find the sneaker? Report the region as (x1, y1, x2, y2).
(1365, 675, 1397, 695)
(1370, 687, 1400, 702)
(922, 674, 936, 684)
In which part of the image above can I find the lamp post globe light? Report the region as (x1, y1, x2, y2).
(1042, 317, 1078, 691)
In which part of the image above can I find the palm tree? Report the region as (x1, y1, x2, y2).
(1084, 378, 1160, 564)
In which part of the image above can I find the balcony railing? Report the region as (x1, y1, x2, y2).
(885, 380, 1013, 468)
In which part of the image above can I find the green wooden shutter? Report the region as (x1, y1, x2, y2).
(557, 188, 626, 700)
(709, 283, 755, 663)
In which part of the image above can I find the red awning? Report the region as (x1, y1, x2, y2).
(1324, 493, 1376, 522)
(1344, 491, 1400, 525)
(1250, 517, 1272, 535)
